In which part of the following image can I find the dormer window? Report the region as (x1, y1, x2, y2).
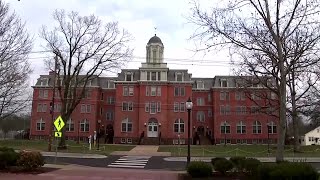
(87, 80, 92, 86)
(39, 78, 49, 86)
(176, 72, 183, 82)
(125, 72, 133, 81)
(197, 80, 204, 89)
(220, 79, 228, 87)
(107, 80, 115, 88)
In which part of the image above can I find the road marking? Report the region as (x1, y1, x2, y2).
(108, 156, 151, 169)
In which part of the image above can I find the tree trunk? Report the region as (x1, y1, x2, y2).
(276, 55, 286, 162)
(290, 64, 300, 152)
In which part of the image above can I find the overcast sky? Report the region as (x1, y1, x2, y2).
(6, 0, 233, 86)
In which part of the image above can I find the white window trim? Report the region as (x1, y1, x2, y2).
(175, 72, 184, 81)
(125, 72, 133, 81)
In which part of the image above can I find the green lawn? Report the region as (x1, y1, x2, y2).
(0, 139, 135, 155)
(158, 145, 320, 157)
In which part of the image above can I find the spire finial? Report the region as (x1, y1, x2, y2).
(154, 27, 157, 36)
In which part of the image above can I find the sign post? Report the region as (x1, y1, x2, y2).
(53, 115, 65, 164)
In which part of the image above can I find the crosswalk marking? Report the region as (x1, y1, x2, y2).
(108, 156, 151, 169)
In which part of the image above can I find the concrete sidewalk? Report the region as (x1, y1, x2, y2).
(111, 145, 171, 156)
(41, 151, 107, 159)
(164, 156, 320, 163)
(0, 164, 181, 180)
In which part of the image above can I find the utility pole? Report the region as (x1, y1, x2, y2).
(48, 55, 58, 152)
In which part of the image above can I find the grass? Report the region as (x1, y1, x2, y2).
(158, 144, 320, 157)
(0, 139, 135, 155)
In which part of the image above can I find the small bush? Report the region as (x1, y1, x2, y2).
(229, 156, 246, 172)
(211, 157, 226, 166)
(269, 162, 319, 180)
(243, 158, 261, 175)
(257, 163, 277, 180)
(187, 161, 212, 178)
(213, 158, 234, 175)
(0, 151, 20, 169)
(17, 151, 44, 171)
(0, 146, 15, 152)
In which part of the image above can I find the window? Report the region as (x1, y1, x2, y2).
(176, 72, 183, 81)
(220, 91, 230, 100)
(107, 96, 115, 104)
(37, 104, 47, 112)
(80, 119, 90, 132)
(180, 102, 185, 112)
(174, 102, 179, 112)
(208, 109, 212, 117)
(158, 72, 161, 81)
(38, 90, 48, 99)
(122, 102, 133, 111)
(251, 106, 260, 114)
(208, 94, 212, 102)
(54, 104, 61, 112)
(39, 78, 49, 86)
(129, 86, 134, 96)
(174, 119, 185, 133)
(180, 87, 185, 96)
(145, 102, 149, 112)
(237, 121, 246, 134)
(123, 86, 128, 96)
(106, 111, 114, 121)
(197, 98, 204, 106)
(84, 90, 91, 99)
(151, 72, 157, 80)
(236, 91, 246, 100)
(66, 119, 74, 132)
(220, 105, 225, 115)
(151, 86, 157, 96)
(220, 121, 230, 133)
(127, 138, 132, 144)
(55, 91, 61, 99)
(220, 79, 228, 87)
(150, 102, 157, 114)
(147, 72, 150, 81)
(107, 80, 115, 88)
(157, 102, 161, 112)
(196, 111, 205, 122)
(153, 50, 157, 62)
(197, 81, 204, 89)
(157, 86, 161, 96)
(253, 120, 262, 134)
(174, 87, 186, 96)
(271, 92, 277, 100)
(101, 93, 104, 100)
(36, 118, 45, 131)
(101, 107, 104, 115)
(80, 104, 91, 113)
(121, 138, 126, 143)
(121, 118, 132, 132)
(125, 72, 133, 81)
(268, 121, 277, 134)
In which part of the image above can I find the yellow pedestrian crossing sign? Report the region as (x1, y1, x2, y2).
(55, 132, 62, 138)
(53, 116, 65, 132)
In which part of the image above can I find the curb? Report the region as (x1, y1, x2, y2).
(164, 157, 320, 163)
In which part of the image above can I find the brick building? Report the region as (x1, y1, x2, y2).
(30, 34, 279, 145)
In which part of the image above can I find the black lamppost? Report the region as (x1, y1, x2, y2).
(224, 121, 227, 146)
(186, 97, 193, 167)
(97, 120, 101, 150)
(267, 122, 270, 153)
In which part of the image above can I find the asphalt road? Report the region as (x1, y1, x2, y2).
(44, 155, 320, 172)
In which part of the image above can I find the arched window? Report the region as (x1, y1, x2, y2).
(174, 119, 184, 133)
(237, 121, 246, 134)
(196, 111, 205, 122)
(121, 118, 132, 132)
(80, 119, 89, 132)
(253, 120, 262, 134)
(220, 121, 230, 134)
(66, 119, 74, 132)
(36, 118, 45, 131)
(267, 121, 277, 134)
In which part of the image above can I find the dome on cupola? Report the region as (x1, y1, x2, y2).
(147, 34, 163, 45)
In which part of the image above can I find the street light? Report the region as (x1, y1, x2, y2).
(224, 121, 227, 146)
(267, 122, 270, 153)
(186, 97, 193, 167)
(97, 120, 101, 150)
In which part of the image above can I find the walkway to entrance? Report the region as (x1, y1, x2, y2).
(111, 145, 171, 156)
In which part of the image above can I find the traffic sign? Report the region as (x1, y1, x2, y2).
(53, 116, 65, 132)
(55, 132, 62, 138)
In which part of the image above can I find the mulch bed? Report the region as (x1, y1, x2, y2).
(0, 167, 60, 174)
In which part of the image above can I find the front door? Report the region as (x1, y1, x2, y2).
(147, 122, 158, 137)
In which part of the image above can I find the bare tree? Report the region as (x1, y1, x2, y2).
(40, 9, 133, 148)
(0, 0, 33, 121)
(189, 0, 320, 161)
